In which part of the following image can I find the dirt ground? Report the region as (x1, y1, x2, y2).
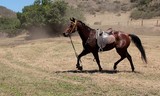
(0, 13, 160, 96)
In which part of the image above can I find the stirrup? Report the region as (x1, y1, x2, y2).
(98, 48, 103, 52)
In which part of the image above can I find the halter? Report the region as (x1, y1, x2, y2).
(69, 20, 77, 34)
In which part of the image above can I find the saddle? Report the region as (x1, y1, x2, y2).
(96, 28, 115, 51)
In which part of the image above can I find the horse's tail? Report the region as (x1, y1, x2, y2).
(129, 34, 147, 63)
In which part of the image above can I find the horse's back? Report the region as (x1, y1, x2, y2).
(86, 29, 131, 51)
(113, 31, 131, 49)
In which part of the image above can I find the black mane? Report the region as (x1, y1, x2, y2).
(78, 20, 93, 30)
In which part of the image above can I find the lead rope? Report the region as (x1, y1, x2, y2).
(69, 35, 82, 64)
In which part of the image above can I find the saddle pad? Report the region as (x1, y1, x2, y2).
(96, 29, 115, 50)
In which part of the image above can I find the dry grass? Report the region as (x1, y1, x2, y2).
(85, 12, 160, 27)
(0, 12, 160, 96)
(0, 31, 160, 96)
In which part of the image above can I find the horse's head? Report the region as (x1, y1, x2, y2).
(63, 18, 78, 37)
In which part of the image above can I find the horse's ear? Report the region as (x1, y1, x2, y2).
(72, 17, 75, 22)
(70, 17, 75, 22)
(70, 18, 73, 21)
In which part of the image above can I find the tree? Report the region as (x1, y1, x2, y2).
(42, 0, 52, 5)
(17, 0, 85, 36)
(34, 0, 41, 5)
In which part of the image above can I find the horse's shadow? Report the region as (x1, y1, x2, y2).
(55, 69, 141, 74)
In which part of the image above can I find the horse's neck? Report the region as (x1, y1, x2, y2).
(77, 27, 91, 42)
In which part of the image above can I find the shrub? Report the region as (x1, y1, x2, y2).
(0, 17, 21, 37)
(130, 0, 160, 19)
(130, 9, 142, 19)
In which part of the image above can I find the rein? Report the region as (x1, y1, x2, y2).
(68, 20, 82, 63)
(69, 35, 78, 57)
(69, 35, 82, 63)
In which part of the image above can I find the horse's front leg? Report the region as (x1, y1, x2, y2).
(76, 49, 90, 70)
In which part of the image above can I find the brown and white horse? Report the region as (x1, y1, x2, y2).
(63, 18, 147, 72)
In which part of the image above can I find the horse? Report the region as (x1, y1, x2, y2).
(63, 18, 147, 72)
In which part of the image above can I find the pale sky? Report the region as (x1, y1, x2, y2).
(0, 0, 35, 12)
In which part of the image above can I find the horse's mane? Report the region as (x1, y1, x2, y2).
(78, 20, 93, 30)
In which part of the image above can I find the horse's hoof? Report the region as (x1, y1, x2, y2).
(113, 66, 117, 70)
(99, 68, 103, 72)
(77, 66, 83, 71)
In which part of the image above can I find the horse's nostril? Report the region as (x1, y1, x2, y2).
(63, 33, 66, 36)
(63, 33, 68, 37)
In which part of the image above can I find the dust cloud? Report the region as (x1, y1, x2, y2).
(26, 25, 67, 40)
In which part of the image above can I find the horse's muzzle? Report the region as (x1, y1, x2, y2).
(63, 32, 69, 37)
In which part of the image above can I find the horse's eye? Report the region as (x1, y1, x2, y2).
(70, 24, 73, 27)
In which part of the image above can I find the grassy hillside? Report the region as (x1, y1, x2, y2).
(130, 0, 160, 19)
(65, 0, 160, 19)
(0, 1, 160, 95)
(0, 33, 160, 95)
(65, 0, 131, 14)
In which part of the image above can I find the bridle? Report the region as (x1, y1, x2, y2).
(68, 20, 82, 64)
(69, 20, 77, 34)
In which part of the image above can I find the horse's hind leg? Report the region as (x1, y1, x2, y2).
(114, 48, 127, 71)
(114, 48, 135, 71)
(113, 57, 125, 70)
(126, 51, 135, 71)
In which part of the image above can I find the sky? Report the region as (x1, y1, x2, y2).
(0, 0, 35, 12)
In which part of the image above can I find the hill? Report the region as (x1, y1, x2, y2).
(65, 0, 160, 19)
(130, 0, 160, 19)
(0, 6, 16, 18)
(65, 0, 131, 14)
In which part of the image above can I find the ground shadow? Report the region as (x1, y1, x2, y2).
(55, 69, 141, 74)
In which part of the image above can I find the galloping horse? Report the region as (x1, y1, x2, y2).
(63, 18, 147, 72)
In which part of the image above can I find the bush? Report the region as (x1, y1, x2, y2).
(130, 0, 160, 19)
(0, 17, 21, 37)
(130, 10, 141, 19)
(0, 18, 20, 29)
